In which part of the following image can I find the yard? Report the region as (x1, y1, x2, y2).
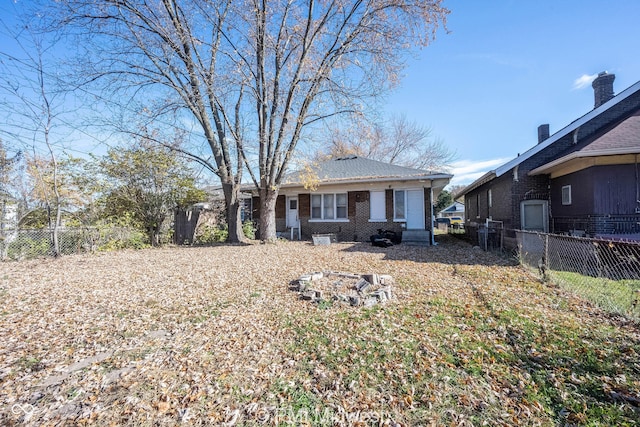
(1, 236, 639, 426)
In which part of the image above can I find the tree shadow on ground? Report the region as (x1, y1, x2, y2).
(340, 233, 518, 267)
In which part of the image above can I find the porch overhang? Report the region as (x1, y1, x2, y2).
(529, 150, 640, 178)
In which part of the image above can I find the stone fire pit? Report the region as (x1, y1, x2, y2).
(289, 271, 394, 307)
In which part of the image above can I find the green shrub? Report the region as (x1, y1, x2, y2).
(242, 221, 256, 240)
(7, 236, 51, 260)
(195, 224, 228, 244)
(97, 229, 150, 251)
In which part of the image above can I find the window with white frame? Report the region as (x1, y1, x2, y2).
(369, 191, 386, 221)
(561, 185, 572, 205)
(394, 190, 406, 220)
(310, 193, 348, 220)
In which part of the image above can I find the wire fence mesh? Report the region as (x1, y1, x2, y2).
(0, 227, 147, 261)
(517, 230, 640, 321)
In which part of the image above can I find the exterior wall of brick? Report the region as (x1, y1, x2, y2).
(299, 193, 310, 217)
(386, 189, 394, 220)
(275, 195, 286, 232)
(289, 190, 404, 242)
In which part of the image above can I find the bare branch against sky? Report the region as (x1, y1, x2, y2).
(5, 0, 448, 241)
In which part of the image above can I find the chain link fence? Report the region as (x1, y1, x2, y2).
(0, 227, 147, 261)
(517, 230, 640, 320)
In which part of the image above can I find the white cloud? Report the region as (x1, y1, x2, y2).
(448, 157, 511, 187)
(573, 73, 598, 90)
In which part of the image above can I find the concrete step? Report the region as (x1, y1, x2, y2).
(401, 230, 431, 246)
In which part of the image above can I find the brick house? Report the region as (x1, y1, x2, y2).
(252, 156, 452, 244)
(460, 72, 640, 246)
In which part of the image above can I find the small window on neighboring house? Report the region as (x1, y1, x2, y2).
(562, 185, 572, 205)
(475, 194, 480, 218)
(369, 191, 386, 221)
(488, 189, 492, 208)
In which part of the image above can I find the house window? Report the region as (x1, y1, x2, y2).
(336, 193, 347, 218)
(562, 185, 572, 205)
(310, 193, 348, 220)
(369, 191, 386, 221)
(488, 189, 492, 208)
(394, 190, 406, 220)
(521, 200, 548, 232)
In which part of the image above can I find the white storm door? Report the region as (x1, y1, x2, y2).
(406, 190, 425, 229)
(287, 197, 298, 227)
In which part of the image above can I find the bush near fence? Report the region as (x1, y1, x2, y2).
(0, 227, 147, 261)
(516, 230, 640, 320)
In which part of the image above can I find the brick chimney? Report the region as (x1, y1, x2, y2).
(592, 71, 615, 108)
(537, 124, 549, 144)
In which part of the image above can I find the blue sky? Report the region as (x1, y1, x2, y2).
(3, 1, 640, 188)
(385, 0, 640, 187)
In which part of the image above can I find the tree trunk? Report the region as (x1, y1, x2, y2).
(259, 187, 278, 243)
(151, 226, 162, 247)
(222, 182, 246, 243)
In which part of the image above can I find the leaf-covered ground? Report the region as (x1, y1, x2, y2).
(1, 235, 639, 426)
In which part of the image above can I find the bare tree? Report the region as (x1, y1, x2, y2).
(49, 0, 448, 242)
(0, 23, 65, 255)
(447, 184, 466, 200)
(319, 113, 456, 171)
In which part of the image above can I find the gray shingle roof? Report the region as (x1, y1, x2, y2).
(580, 110, 640, 153)
(284, 156, 451, 185)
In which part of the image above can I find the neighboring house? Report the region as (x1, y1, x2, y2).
(254, 156, 452, 244)
(439, 201, 465, 220)
(174, 186, 254, 245)
(203, 185, 254, 222)
(460, 72, 640, 246)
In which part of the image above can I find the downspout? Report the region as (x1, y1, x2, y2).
(430, 183, 437, 246)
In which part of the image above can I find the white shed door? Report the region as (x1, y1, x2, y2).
(406, 190, 425, 229)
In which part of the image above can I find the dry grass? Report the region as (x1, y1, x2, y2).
(1, 235, 639, 426)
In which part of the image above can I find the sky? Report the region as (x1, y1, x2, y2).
(3, 1, 640, 189)
(384, 0, 640, 187)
